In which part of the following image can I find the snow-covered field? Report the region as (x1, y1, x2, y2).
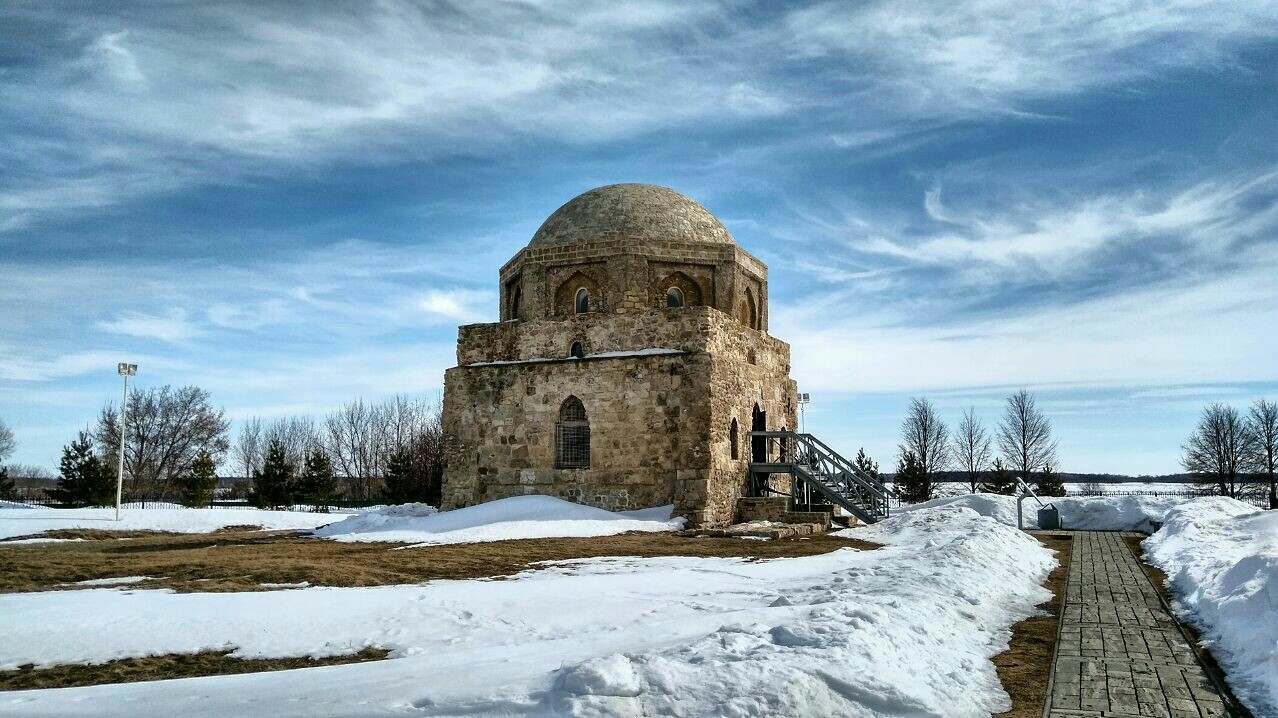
(897, 493, 1192, 532)
(0, 507, 349, 540)
(0, 506, 1054, 717)
(313, 495, 685, 545)
(1144, 498, 1278, 717)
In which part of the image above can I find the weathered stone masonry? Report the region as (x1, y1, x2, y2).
(441, 184, 796, 527)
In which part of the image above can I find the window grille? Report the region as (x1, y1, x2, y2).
(556, 397, 590, 468)
(666, 287, 684, 308)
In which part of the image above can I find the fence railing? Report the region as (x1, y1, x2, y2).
(6, 490, 388, 511)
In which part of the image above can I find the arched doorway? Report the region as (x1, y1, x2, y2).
(751, 403, 766, 463)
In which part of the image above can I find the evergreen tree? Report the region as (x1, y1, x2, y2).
(297, 449, 338, 512)
(0, 465, 15, 501)
(853, 447, 880, 482)
(251, 439, 294, 509)
(894, 450, 930, 503)
(177, 450, 218, 508)
(50, 431, 114, 507)
(1036, 462, 1066, 497)
(980, 458, 1017, 495)
(382, 445, 420, 504)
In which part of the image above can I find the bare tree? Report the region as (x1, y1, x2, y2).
(1247, 399, 1277, 508)
(0, 418, 15, 462)
(954, 407, 991, 493)
(96, 385, 231, 498)
(325, 399, 383, 500)
(1182, 403, 1257, 498)
(234, 417, 265, 479)
(997, 389, 1058, 491)
(899, 397, 949, 501)
(265, 415, 322, 469)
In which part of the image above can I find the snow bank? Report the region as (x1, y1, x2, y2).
(0, 507, 348, 540)
(0, 506, 1055, 717)
(1144, 497, 1278, 716)
(313, 495, 685, 545)
(898, 492, 1193, 532)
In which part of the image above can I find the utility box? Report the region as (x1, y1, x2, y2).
(1038, 504, 1061, 530)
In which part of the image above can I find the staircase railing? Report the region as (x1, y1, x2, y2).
(747, 431, 891, 523)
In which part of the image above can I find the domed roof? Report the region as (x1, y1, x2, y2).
(529, 183, 736, 248)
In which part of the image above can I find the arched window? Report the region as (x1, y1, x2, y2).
(509, 286, 522, 321)
(575, 288, 590, 314)
(570, 341, 585, 359)
(555, 396, 590, 469)
(730, 418, 739, 460)
(666, 287, 684, 308)
(739, 289, 758, 330)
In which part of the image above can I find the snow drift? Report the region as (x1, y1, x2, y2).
(312, 495, 685, 545)
(1144, 497, 1278, 716)
(897, 493, 1193, 532)
(0, 507, 347, 541)
(0, 506, 1055, 717)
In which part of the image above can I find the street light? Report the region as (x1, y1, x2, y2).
(115, 362, 137, 521)
(797, 392, 811, 434)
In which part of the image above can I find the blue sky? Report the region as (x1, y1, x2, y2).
(2, 1, 1276, 475)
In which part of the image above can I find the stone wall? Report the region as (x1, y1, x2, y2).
(442, 307, 796, 527)
(441, 351, 711, 513)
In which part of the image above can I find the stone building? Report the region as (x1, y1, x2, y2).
(440, 183, 796, 527)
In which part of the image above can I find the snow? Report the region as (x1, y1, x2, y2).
(1144, 497, 1278, 716)
(69, 576, 150, 587)
(897, 492, 1194, 532)
(0, 537, 86, 545)
(313, 495, 685, 545)
(0, 505, 1055, 717)
(0, 507, 349, 540)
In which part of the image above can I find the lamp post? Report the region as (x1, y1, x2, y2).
(115, 362, 137, 521)
(797, 392, 811, 434)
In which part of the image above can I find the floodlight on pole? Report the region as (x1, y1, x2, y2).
(115, 362, 137, 522)
(797, 392, 811, 434)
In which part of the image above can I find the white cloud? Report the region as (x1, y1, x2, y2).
(96, 309, 196, 342)
(785, 0, 1278, 117)
(417, 289, 493, 324)
(776, 257, 1278, 394)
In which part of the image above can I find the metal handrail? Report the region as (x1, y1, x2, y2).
(748, 431, 891, 522)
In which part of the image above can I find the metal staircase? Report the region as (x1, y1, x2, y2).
(747, 431, 891, 524)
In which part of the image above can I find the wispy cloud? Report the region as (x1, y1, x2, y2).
(97, 309, 196, 343)
(785, 0, 1278, 117)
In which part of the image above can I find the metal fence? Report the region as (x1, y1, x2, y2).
(6, 489, 387, 511)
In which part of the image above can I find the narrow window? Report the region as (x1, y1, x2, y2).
(666, 287, 684, 308)
(509, 286, 522, 321)
(730, 418, 739, 460)
(555, 397, 590, 469)
(570, 341, 585, 359)
(575, 287, 590, 314)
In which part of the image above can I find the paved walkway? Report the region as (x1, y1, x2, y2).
(1045, 531, 1232, 718)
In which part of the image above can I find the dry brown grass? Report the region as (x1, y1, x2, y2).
(992, 532, 1073, 718)
(0, 648, 390, 691)
(0, 529, 879, 594)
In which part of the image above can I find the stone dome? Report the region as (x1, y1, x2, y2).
(529, 183, 736, 248)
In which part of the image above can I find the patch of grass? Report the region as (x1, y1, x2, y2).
(0, 647, 389, 691)
(0, 530, 879, 594)
(1122, 535, 1255, 718)
(2, 529, 181, 541)
(992, 532, 1072, 718)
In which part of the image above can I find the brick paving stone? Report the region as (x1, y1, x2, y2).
(1042, 531, 1234, 718)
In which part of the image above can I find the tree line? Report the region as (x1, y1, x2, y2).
(1182, 399, 1277, 508)
(3, 386, 444, 510)
(850, 389, 1064, 503)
